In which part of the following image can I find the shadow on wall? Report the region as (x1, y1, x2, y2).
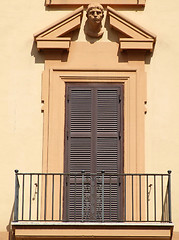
(44, 5, 145, 12)
(31, 41, 70, 63)
(145, 51, 154, 65)
(31, 28, 82, 64)
(6, 202, 14, 240)
(31, 41, 45, 64)
(31, 37, 154, 66)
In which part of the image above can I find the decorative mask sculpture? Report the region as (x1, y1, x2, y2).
(85, 3, 104, 38)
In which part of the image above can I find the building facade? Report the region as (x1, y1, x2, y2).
(0, 0, 179, 240)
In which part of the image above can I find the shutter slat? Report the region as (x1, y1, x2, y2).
(97, 138, 118, 173)
(70, 138, 91, 173)
(97, 90, 118, 133)
(71, 90, 91, 133)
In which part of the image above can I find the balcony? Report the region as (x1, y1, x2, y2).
(12, 171, 173, 240)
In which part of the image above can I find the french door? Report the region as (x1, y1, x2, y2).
(64, 83, 124, 222)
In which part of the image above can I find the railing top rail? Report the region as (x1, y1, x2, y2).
(15, 171, 171, 177)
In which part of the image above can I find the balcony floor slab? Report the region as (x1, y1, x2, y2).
(12, 222, 174, 240)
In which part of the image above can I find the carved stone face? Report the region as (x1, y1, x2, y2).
(85, 3, 104, 38)
(87, 6, 104, 24)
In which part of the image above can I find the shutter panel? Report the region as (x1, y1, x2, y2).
(70, 89, 92, 134)
(96, 89, 120, 221)
(67, 88, 92, 221)
(70, 138, 91, 172)
(97, 138, 118, 173)
(69, 89, 92, 173)
(97, 89, 118, 133)
(97, 89, 120, 173)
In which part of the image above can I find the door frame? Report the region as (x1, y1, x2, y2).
(41, 68, 146, 221)
(42, 68, 145, 173)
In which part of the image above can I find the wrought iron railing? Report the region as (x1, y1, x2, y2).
(13, 170, 172, 223)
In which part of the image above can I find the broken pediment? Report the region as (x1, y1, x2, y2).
(34, 6, 156, 52)
(34, 6, 83, 50)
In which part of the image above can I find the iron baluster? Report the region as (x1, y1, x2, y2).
(14, 170, 19, 222)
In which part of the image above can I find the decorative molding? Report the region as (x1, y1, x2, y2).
(120, 38, 155, 51)
(34, 6, 83, 51)
(36, 37, 71, 50)
(60, 76, 129, 80)
(107, 6, 156, 52)
(45, 0, 146, 7)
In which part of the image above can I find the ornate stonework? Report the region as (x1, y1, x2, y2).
(85, 3, 104, 38)
(34, 6, 155, 51)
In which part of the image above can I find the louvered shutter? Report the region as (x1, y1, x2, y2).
(97, 89, 120, 173)
(65, 84, 123, 222)
(96, 89, 121, 221)
(66, 88, 92, 221)
(69, 89, 92, 173)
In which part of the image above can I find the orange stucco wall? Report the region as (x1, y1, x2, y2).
(0, 0, 179, 239)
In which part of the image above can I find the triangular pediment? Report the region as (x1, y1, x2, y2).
(34, 6, 83, 50)
(107, 6, 156, 51)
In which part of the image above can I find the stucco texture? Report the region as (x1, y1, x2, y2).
(0, 0, 179, 237)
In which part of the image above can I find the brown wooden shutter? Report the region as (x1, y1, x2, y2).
(68, 88, 92, 173)
(65, 83, 123, 221)
(97, 89, 121, 173)
(65, 87, 92, 221)
(96, 88, 122, 221)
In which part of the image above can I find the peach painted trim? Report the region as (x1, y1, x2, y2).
(13, 223, 173, 240)
(120, 39, 154, 52)
(15, 228, 171, 238)
(36, 38, 71, 50)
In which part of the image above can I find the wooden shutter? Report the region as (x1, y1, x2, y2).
(65, 83, 123, 221)
(66, 88, 92, 221)
(68, 88, 92, 173)
(97, 89, 121, 173)
(96, 89, 121, 221)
